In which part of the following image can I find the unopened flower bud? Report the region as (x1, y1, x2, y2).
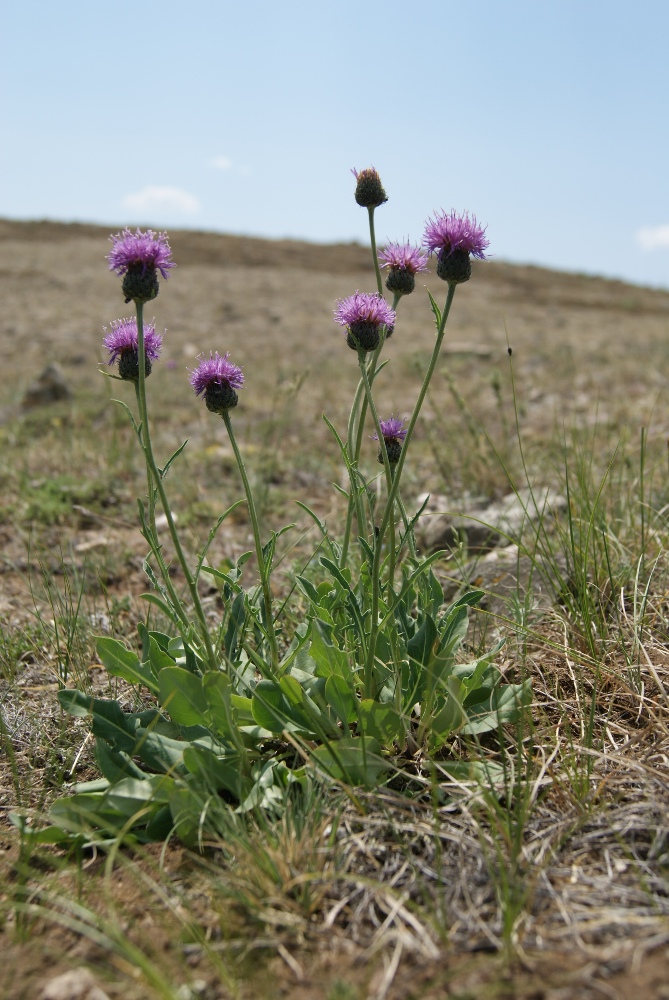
(351, 167, 387, 209)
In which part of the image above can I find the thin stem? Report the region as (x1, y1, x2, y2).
(130, 318, 193, 634)
(357, 349, 394, 528)
(341, 375, 368, 567)
(134, 301, 217, 670)
(339, 282, 399, 568)
(222, 411, 279, 673)
(364, 283, 458, 697)
(134, 381, 156, 536)
(395, 486, 417, 559)
(368, 207, 383, 297)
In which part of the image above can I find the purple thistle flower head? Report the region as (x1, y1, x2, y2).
(334, 291, 396, 352)
(378, 242, 428, 274)
(372, 416, 408, 444)
(351, 167, 388, 209)
(107, 228, 175, 304)
(189, 351, 244, 415)
(103, 317, 163, 381)
(372, 416, 407, 465)
(423, 210, 489, 285)
(107, 228, 175, 278)
(378, 241, 428, 296)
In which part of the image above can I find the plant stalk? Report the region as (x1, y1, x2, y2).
(134, 301, 217, 669)
(222, 411, 279, 672)
(363, 283, 457, 698)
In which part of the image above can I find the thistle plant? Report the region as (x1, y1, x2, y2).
(14, 171, 530, 849)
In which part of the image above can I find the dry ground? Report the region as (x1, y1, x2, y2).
(1, 219, 669, 998)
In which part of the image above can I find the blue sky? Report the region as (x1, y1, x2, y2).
(2, 1, 668, 287)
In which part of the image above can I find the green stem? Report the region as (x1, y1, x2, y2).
(350, 292, 399, 476)
(368, 207, 383, 297)
(134, 302, 217, 669)
(357, 351, 396, 700)
(222, 411, 279, 672)
(395, 485, 417, 559)
(358, 351, 395, 581)
(339, 247, 399, 568)
(134, 381, 156, 537)
(341, 375, 368, 568)
(363, 283, 458, 698)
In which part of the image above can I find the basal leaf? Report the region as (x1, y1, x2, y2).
(358, 700, 401, 745)
(461, 679, 531, 735)
(158, 667, 209, 727)
(325, 674, 357, 726)
(310, 737, 390, 787)
(96, 636, 158, 693)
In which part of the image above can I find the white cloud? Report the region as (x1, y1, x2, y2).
(121, 185, 201, 215)
(210, 155, 233, 170)
(636, 225, 669, 251)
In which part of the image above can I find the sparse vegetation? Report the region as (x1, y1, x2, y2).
(1, 202, 668, 1000)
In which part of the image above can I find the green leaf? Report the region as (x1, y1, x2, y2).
(319, 557, 366, 644)
(94, 739, 146, 782)
(230, 694, 255, 722)
(438, 759, 506, 784)
(147, 634, 178, 674)
(325, 675, 357, 726)
(158, 667, 209, 727)
(310, 737, 390, 787)
(158, 438, 189, 480)
(407, 614, 438, 667)
(223, 590, 246, 660)
(280, 674, 340, 739)
(168, 783, 210, 848)
(140, 592, 183, 627)
(96, 636, 158, 693)
(201, 671, 243, 745)
(148, 630, 172, 652)
(461, 679, 531, 735)
(309, 629, 353, 681)
(251, 679, 295, 733)
(145, 805, 174, 840)
(58, 690, 140, 754)
(8, 814, 74, 844)
(427, 676, 466, 749)
(104, 775, 174, 816)
(251, 679, 310, 734)
(182, 745, 246, 799)
(427, 289, 442, 328)
(112, 397, 141, 436)
(132, 730, 188, 773)
(48, 794, 127, 838)
(296, 575, 320, 605)
(358, 700, 401, 745)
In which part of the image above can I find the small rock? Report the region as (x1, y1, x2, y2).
(444, 544, 555, 623)
(22, 363, 72, 408)
(41, 967, 111, 1000)
(418, 487, 565, 555)
(155, 512, 177, 531)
